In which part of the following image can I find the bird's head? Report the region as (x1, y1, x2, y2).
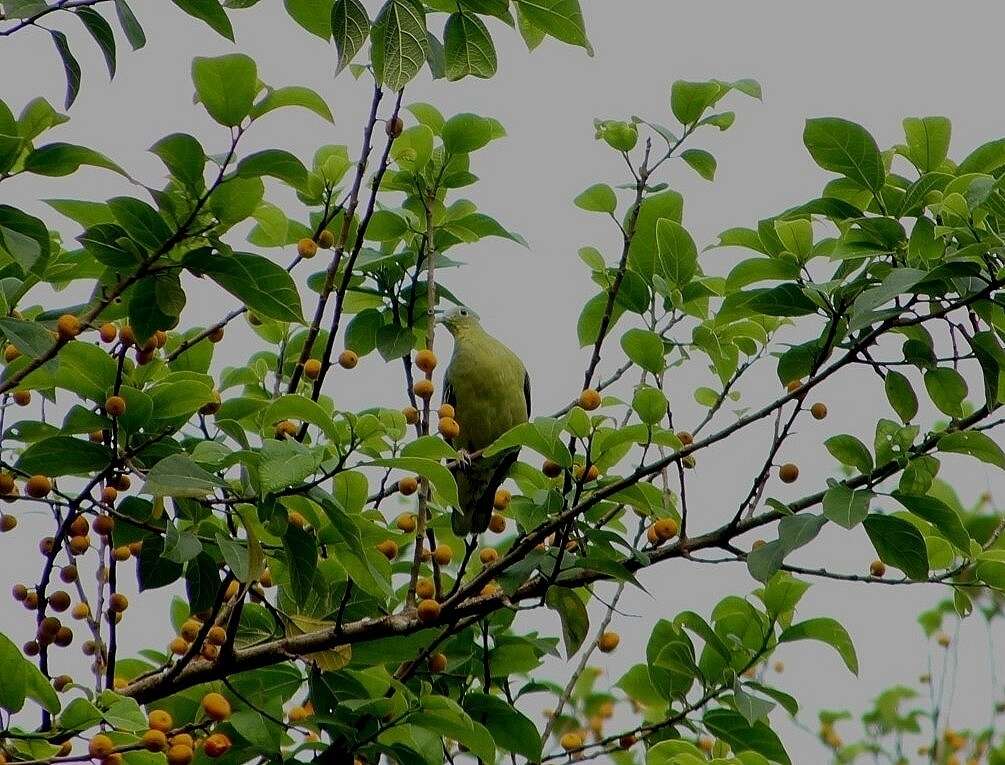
(436, 305, 481, 336)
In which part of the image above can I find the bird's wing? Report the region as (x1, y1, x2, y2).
(523, 369, 531, 418)
(442, 375, 456, 411)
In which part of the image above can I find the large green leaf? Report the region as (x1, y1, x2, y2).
(236, 149, 309, 191)
(368, 456, 458, 506)
(902, 116, 951, 172)
(192, 54, 257, 127)
(185, 250, 304, 323)
(332, 0, 369, 73)
(250, 87, 334, 123)
(24, 142, 127, 177)
(513, 0, 591, 53)
(821, 484, 871, 529)
(284, 0, 334, 39)
(142, 454, 227, 498)
(463, 693, 541, 761)
(891, 492, 970, 554)
(444, 11, 497, 81)
(371, 0, 429, 92)
(938, 430, 1005, 470)
(863, 513, 929, 580)
(779, 617, 858, 674)
(170, 0, 234, 40)
(803, 117, 885, 193)
(702, 708, 791, 765)
(654, 218, 697, 289)
(545, 588, 589, 658)
(17, 436, 112, 476)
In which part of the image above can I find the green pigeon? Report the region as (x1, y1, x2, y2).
(438, 306, 531, 535)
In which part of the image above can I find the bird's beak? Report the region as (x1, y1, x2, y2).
(432, 308, 445, 325)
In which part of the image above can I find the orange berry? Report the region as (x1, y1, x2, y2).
(786, 379, 803, 393)
(493, 488, 511, 510)
(148, 709, 173, 732)
(56, 314, 80, 341)
(437, 417, 460, 439)
(398, 476, 419, 496)
(109, 593, 128, 612)
(208, 326, 225, 343)
(0, 473, 14, 494)
(89, 734, 115, 759)
(578, 388, 602, 411)
(480, 582, 500, 598)
(92, 514, 114, 537)
(297, 238, 319, 259)
(168, 637, 188, 656)
(751, 539, 767, 550)
(479, 547, 498, 565)
(437, 404, 455, 419)
(166, 744, 193, 765)
(395, 512, 417, 533)
(142, 729, 168, 752)
(201, 692, 231, 721)
(206, 625, 227, 646)
(433, 544, 453, 566)
(810, 402, 828, 419)
(619, 734, 637, 750)
(3, 344, 20, 362)
(0, 514, 15, 532)
(25, 474, 52, 498)
(542, 459, 562, 478)
(415, 349, 437, 374)
(402, 405, 420, 425)
(377, 539, 398, 560)
(778, 463, 799, 483)
(60, 564, 77, 583)
(71, 602, 90, 620)
(416, 578, 435, 599)
(428, 652, 447, 673)
(288, 511, 307, 529)
(101, 486, 118, 506)
(199, 390, 222, 416)
(416, 598, 441, 623)
(224, 580, 240, 600)
(318, 230, 336, 249)
(304, 359, 322, 379)
(99, 323, 118, 343)
(413, 379, 434, 399)
(677, 430, 694, 445)
(12, 389, 30, 406)
(112, 545, 130, 562)
(869, 559, 887, 577)
(338, 350, 359, 369)
(203, 734, 231, 758)
(171, 734, 194, 749)
(47, 590, 71, 612)
(274, 419, 298, 439)
(653, 517, 678, 541)
(68, 535, 90, 555)
(560, 732, 583, 752)
(489, 513, 506, 533)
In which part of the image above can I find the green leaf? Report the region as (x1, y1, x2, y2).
(627, 189, 684, 280)
(250, 86, 334, 123)
(192, 53, 256, 126)
(171, 0, 234, 40)
(54, 342, 117, 401)
(923, 367, 967, 418)
(76, 6, 116, 78)
(371, 0, 429, 92)
(464, 693, 541, 761)
(975, 550, 1005, 590)
(957, 138, 1005, 175)
(284, 523, 317, 605)
(142, 454, 227, 498)
(483, 417, 572, 466)
(513, 0, 591, 53)
(368, 456, 458, 506)
(779, 617, 858, 674)
(444, 11, 497, 81)
(891, 492, 970, 554)
(632, 385, 667, 425)
(0, 632, 27, 713)
(49, 30, 81, 109)
(108, 196, 172, 251)
(208, 176, 264, 228)
(113, 0, 146, 50)
(773, 218, 812, 259)
(284, 0, 333, 39)
(938, 430, 1005, 470)
(863, 513, 929, 579)
(803, 117, 885, 193)
(902, 116, 951, 172)
(331, 0, 369, 73)
(17, 436, 112, 476)
(545, 588, 589, 658)
(670, 80, 722, 126)
(748, 284, 817, 317)
(620, 328, 665, 374)
(824, 434, 873, 474)
(25, 141, 128, 177)
(413, 697, 494, 764)
(822, 484, 871, 529)
(0, 316, 54, 360)
(185, 249, 304, 323)
(654, 218, 697, 289)
(884, 370, 918, 423)
(442, 112, 497, 154)
(702, 708, 791, 765)
(574, 183, 616, 214)
(150, 133, 205, 191)
(364, 209, 408, 241)
(236, 149, 308, 191)
(681, 148, 716, 180)
(733, 682, 776, 726)
(577, 292, 623, 347)
(263, 395, 338, 441)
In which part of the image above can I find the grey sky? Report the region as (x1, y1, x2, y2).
(3, 1, 1005, 762)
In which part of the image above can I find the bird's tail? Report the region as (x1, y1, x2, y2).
(450, 449, 519, 536)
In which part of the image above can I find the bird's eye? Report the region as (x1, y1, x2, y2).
(460, 309, 467, 316)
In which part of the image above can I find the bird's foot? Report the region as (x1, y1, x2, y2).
(455, 449, 473, 469)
